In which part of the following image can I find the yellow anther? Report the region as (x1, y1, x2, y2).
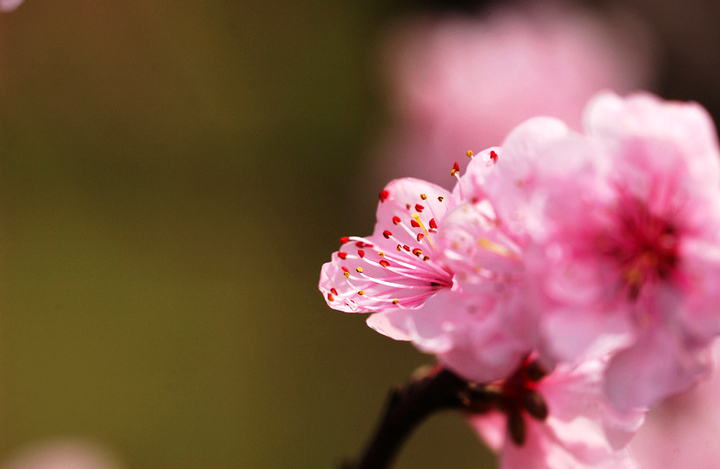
(420, 194, 427, 200)
(356, 267, 364, 273)
(358, 290, 365, 295)
(412, 213, 435, 250)
(466, 150, 474, 157)
(478, 238, 519, 259)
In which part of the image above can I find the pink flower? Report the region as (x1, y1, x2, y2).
(468, 356, 644, 469)
(629, 339, 720, 469)
(373, 2, 656, 186)
(320, 149, 535, 382)
(0, 440, 121, 469)
(1, 0, 24, 12)
(499, 92, 720, 410)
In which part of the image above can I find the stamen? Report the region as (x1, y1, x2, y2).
(392, 216, 401, 225)
(451, 161, 460, 177)
(415, 204, 424, 212)
(420, 194, 427, 200)
(478, 238, 519, 259)
(383, 230, 393, 239)
(358, 250, 365, 258)
(379, 260, 390, 268)
(467, 150, 474, 158)
(490, 150, 498, 163)
(413, 214, 436, 249)
(338, 252, 347, 260)
(379, 190, 390, 202)
(340, 236, 350, 244)
(358, 290, 365, 295)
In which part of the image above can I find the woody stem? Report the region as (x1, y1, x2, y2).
(340, 365, 470, 469)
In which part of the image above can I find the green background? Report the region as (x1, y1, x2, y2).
(0, 2, 494, 468)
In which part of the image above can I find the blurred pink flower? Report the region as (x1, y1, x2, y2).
(0, 0, 24, 12)
(501, 92, 720, 410)
(0, 441, 121, 469)
(469, 356, 644, 469)
(629, 339, 720, 469)
(320, 149, 535, 382)
(374, 2, 656, 187)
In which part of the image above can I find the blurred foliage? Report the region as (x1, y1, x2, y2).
(0, 1, 494, 468)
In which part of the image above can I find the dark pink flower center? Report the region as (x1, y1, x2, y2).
(600, 198, 680, 301)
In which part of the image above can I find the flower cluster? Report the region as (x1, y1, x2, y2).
(320, 92, 720, 467)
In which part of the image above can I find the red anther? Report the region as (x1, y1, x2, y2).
(413, 248, 423, 256)
(364, 244, 373, 249)
(417, 234, 424, 242)
(342, 266, 349, 273)
(331, 288, 338, 296)
(392, 216, 401, 225)
(327, 293, 335, 301)
(339, 236, 350, 244)
(411, 219, 421, 228)
(429, 218, 438, 230)
(415, 204, 424, 212)
(379, 190, 390, 202)
(379, 260, 390, 268)
(383, 230, 393, 239)
(490, 150, 498, 163)
(338, 252, 347, 260)
(453, 161, 460, 172)
(358, 250, 365, 258)
(403, 245, 410, 251)
(355, 241, 365, 248)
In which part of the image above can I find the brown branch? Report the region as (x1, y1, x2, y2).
(341, 365, 470, 469)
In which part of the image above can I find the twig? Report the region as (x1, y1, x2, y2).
(341, 365, 470, 469)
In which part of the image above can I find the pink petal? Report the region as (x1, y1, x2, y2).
(604, 330, 711, 411)
(319, 178, 453, 313)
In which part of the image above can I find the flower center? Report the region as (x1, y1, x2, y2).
(600, 198, 679, 301)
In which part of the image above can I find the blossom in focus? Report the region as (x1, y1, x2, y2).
(1, 0, 24, 12)
(374, 1, 656, 186)
(497, 92, 720, 410)
(468, 356, 644, 469)
(320, 149, 535, 382)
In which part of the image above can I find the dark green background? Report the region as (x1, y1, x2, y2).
(0, 2, 494, 468)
